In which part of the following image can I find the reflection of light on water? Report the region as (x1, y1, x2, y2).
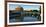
(37, 16, 38, 17)
(23, 16, 38, 22)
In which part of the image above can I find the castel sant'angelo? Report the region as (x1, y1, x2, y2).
(10, 5, 24, 13)
(9, 5, 32, 13)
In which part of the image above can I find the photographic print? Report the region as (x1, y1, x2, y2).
(6, 1, 44, 25)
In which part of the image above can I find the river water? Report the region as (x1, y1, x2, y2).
(9, 12, 40, 23)
(9, 16, 38, 23)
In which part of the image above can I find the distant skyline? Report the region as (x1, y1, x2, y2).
(9, 4, 40, 10)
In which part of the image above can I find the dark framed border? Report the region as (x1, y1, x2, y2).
(5, 1, 44, 27)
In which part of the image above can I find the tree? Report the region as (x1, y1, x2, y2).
(32, 10, 38, 12)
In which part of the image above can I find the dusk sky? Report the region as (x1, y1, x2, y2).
(9, 4, 40, 10)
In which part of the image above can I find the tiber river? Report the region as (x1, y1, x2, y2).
(9, 12, 40, 23)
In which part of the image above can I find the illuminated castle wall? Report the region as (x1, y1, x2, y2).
(15, 6, 23, 12)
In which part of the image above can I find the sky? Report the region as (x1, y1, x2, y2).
(9, 4, 40, 10)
